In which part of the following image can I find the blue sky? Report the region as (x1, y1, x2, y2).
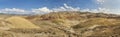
(0, 0, 120, 14)
(0, 0, 99, 9)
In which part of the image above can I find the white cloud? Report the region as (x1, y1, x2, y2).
(0, 8, 25, 12)
(0, 8, 27, 14)
(80, 9, 90, 12)
(0, 3, 120, 14)
(97, 0, 105, 3)
(52, 3, 80, 12)
(0, 3, 81, 14)
(31, 3, 80, 14)
(96, 0, 107, 4)
(80, 8, 110, 13)
(64, 3, 70, 8)
(95, 0, 120, 14)
(32, 7, 52, 14)
(80, 8, 120, 14)
(0, 7, 115, 14)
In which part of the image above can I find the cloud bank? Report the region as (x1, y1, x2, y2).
(52, 3, 80, 12)
(0, 8, 27, 14)
(95, 0, 120, 14)
(32, 7, 52, 14)
(0, 3, 80, 14)
(96, 0, 105, 4)
(0, 3, 120, 14)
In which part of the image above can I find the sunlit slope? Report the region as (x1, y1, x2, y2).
(3, 12, 120, 37)
(84, 18, 120, 26)
(72, 18, 120, 29)
(26, 12, 120, 28)
(26, 11, 120, 21)
(5, 16, 40, 28)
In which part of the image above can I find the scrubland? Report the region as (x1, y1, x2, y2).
(0, 11, 120, 37)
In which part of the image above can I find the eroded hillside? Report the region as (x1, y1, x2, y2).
(0, 11, 120, 37)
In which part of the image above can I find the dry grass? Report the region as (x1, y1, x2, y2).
(51, 19, 65, 24)
(0, 12, 120, 37)
(51, 19, 79, 27)
(72, 18, 120, 29)
(5, 16, 40, 28)
(84, 18, 120, 26)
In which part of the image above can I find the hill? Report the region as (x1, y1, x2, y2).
(5, 16, 40, 28)
(0, 11, 120, 37)
(25, 11, 120, 37)
(26, 11, 120, 21)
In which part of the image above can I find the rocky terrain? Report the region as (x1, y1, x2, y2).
(0, 11, 120, 37)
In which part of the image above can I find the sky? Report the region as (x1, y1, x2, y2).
(0, 0, 120, 14)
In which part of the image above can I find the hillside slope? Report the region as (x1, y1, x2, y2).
(5, 16, 40, 28)
(0, 11, 120, 37)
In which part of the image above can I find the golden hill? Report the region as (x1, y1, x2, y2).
(26, 11, 120, 21)
(0, 12, 120, 37)
(5, 16, 40, 28)
(72, 18, 120, 29)
(84, 18, 120, 25)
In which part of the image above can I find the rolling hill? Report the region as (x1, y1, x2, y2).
(0, 11, 120, 37)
